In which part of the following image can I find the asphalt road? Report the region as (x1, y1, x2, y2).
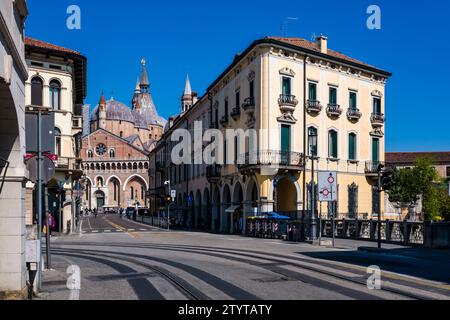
(39, 214, 450, 300)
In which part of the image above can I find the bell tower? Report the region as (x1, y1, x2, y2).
(98, 93, 107, 130)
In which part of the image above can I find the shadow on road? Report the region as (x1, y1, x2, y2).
(298, 247, 450, 284)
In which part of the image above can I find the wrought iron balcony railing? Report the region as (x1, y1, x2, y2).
(347, 108, 362, 121)
(371, 113, 385, 126)
(326, 104, 343, 117)
(365, 161, 385, 175)
(306, 100, 323, 114)
(231, 107, 241, 120)
(278, 94, 298, 110)
(210, 121, 219, 129)
(238, 150, 305, 171)
(242, 97, 256, 113)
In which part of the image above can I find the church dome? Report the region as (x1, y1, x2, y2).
(91, 98, 135, 124)
(132, 109, 150, 129)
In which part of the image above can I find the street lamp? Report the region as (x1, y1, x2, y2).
(308, 128, 318, 240)
(164, 180, 171, 231)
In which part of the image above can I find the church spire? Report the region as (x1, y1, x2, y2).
(134, 76, 140, 93)
(184, 74, 192, 96)
(140, 58, 149, 93)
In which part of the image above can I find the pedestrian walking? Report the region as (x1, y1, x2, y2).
(94, 208, 97, 219)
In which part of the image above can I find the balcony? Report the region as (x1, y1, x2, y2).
(365, 161, 385, 177)
(206, 164, 222, 183)
(371, 113, 385, 127)
(326, 104, 343, 118)
(242, 97, 255, 113)
(219, 115, 229, 127)
(230, 107, 241, 120)
(278, 94, 298, 112)
(347, 108, 362, 121)
(238, 150, 305, 173)
(306, 100, 323, 114)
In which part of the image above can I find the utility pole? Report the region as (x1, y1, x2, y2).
(377, 164, 383, 249)
(44, 186, 51, 269)
(36, 107, 43, 290)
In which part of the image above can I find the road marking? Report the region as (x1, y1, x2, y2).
(91, 230, 98, 233)
(140, 229, 148, 231)
(104, 230, 111, 233)
(104, 219, 139, 239)
(128, 229, 135, 232)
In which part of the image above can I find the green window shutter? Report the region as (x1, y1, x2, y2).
(282, 77, 291, 96)
(372, 138, 379, 163)
(329, 131, 338, 158)
(309, 83, 317, 100)
(373, 98, 381, 114)
(281, 125, 291, 152)
(350, 92, 357, 110)
(349, 134, 356, 160)
(329, 87, 337, 105)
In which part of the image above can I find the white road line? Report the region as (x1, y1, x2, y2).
(128, 229, 135, 232)
(140, 229, 148, 231)
(91, 230, 98, 233)
(104, 230, 111, 233)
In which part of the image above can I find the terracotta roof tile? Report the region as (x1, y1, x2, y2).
(25, 37, 81, 55)
(386, 152, 450, 165)
(267, 37, 377, 69)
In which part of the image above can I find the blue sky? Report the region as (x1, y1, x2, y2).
(26, 0, 450, 152)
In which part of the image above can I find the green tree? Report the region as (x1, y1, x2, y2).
(387, 156, 444, 221)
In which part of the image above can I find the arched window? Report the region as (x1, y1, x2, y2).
(113, 180, 119, 201)
(87, 149, 93, 158)
(49, 80, 61, 110)
(96, 177, 103, 187)
(109, 149, 116, 158)
(328, 130, 338, 159)
(348, 133, 357, 161)
(31, 77, 43, 106)
(120, 131, 123, 138)
(54, 128, 61, 156)
(131, 187, 134, 200)
(141, 186, 145, 200)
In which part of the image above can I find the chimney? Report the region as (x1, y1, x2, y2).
(316, 35, 328, 54)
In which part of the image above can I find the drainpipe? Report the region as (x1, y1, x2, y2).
(208, 93, 214, 232)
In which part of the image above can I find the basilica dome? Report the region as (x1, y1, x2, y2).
(91, 99, 136, 124)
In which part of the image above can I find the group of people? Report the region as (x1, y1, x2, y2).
(83, 208, 98, 218)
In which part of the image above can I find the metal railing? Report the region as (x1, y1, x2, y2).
(347, 108, 362, 120)
(371, 113, 386, 125)
(306, 100, 323, 113)
(319, 218, 424, 245)
(238, 150, 305, 169)
(365, 161, 385, 174)
(219, 115, 229, 126)
(242, 97, 255, 112)
(278, 94, 298, 107)
(326, 104, 342, 117)
(231, 107, 241, 119)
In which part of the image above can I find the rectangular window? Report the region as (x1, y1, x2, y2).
(372, 138, 380, 163)
(281, 125, 291, 152)
(373, 97, 382, 115)
(249, 80, 255, 99)
(308, 82, 317, 101)
(329, 131, 338, 159)
(224, 98, 229, 118)
(329, 87, 337, 105)
(348, 134, 356, 160)
(235, 91, 240, 108)
(282, 77, 291, 96)
(446, 166, 450, 178)
(349, 91, 357, 110)
(372, 186, 380, 216)
(348, 185, 358, 219)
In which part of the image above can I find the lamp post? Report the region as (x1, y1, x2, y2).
(164, 180, 171, 231)
(308, 128, 318, 240)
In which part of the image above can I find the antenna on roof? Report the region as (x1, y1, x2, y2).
(311, 33, 318, 41)
(281, 17, 299, 37)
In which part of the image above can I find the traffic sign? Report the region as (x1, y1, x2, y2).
(26, 155, 56, 184)
(171, 190, 176, 198)
(318, 171, 338, 202)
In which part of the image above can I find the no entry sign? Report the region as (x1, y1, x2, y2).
(318, 171, 338, 202)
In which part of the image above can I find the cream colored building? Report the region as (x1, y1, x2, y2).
(150, 36, 392, 236)
(24, 37, 87, 233)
